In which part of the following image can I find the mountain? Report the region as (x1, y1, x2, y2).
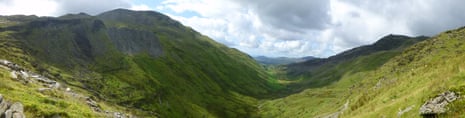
(259, 34, 429, 117)
(260, 27, 465, 117)
(281, 35, 427, 89)
(253, 56, 316, 65)
(287, 34, 428, 76)
(3, 8, 465, 118)
(0, 9, 282, 117)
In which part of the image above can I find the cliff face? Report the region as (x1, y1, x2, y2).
(106, 27, 163, 57)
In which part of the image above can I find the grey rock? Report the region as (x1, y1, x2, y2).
(10, 71, 18, 79)
(0, 94, 3, 103)
(113, 112, 126, 118)
(10, 102, 24, 112)
(86, 97, 103, 112)
(0, 100, 10, 116)
(420, 91, 459, 115)
(38, 88, 52, 92)
(107, 27, 163, 57)
(12, 112, 25, 118)
(4, 109, 12, 118)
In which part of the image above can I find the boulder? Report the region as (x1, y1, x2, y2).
(0, 100, 10, 116)
(10, 102, 24, 112)
(419, 91, 459, 115)
(12, 112, 25, 118)
(10, 71, 17, 79)
(0, 94, 3, 103)
(4, 109, 13, 118)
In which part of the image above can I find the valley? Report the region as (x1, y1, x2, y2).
(1, 8, 465, 118)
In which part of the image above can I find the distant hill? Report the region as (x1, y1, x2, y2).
(287, 34, 429, 76)
(253, 56, 316, 65)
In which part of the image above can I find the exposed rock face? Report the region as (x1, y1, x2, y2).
(0, 95, 9, 115)
(107, 27, 163, 57)
(86, 97, 102, 112)
(419, 91, 459, 116)
(0, 94, 26, 118)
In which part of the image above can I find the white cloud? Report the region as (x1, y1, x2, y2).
(159, 0, 323, 57)
(3, 0, 465, 58)
(130, 4, 153, 11)
(158, 0, 465, 58)
(0, 0, 59, 16)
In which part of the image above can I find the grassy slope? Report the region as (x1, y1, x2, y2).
(259, 36, 427, 117)
(0, 21, 102, 117)
(261, 27, 465, 117)
(259, 51, 402, 117)
(344, 26, 465, 118)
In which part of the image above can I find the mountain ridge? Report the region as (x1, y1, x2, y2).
(287, 34, 428, 76)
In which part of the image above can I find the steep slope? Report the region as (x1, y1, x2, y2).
(0, 9, 281, 117)
(259, 34, 428, 117)
(341, 26, 465, 118)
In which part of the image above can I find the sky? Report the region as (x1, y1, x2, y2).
(1, 0, 465, 58)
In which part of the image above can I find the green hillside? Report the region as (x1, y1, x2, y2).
(2, 8, 465, 118)
(0, 9, 281, 117)
(260, 26, 465, 117)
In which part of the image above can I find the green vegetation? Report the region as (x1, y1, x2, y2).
(260, 27, 465, 117)
(2, 8, 465, 118)
(0, 9, 282, 117)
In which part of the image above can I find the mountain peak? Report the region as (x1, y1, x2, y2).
(97, 8, 182, 29)
(98, 8, 168, 19)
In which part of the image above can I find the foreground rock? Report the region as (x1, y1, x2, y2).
(0, 94, 26, 118)
(1, 59, 136, 117)
(419, 91, 459, 116)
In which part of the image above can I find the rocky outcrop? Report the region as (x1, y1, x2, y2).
(0, 94, 26, 118)
(86, 97, 102, 112)
(1, 59, 136, 117)
(107, 27, 163, 57)
(1, 59, 60, 88)
(419, 91, 459, 116)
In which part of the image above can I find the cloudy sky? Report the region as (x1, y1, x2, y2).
(1, 0, 465, 57)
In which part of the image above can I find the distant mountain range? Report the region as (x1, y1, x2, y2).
(253, 56, 316, 65)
